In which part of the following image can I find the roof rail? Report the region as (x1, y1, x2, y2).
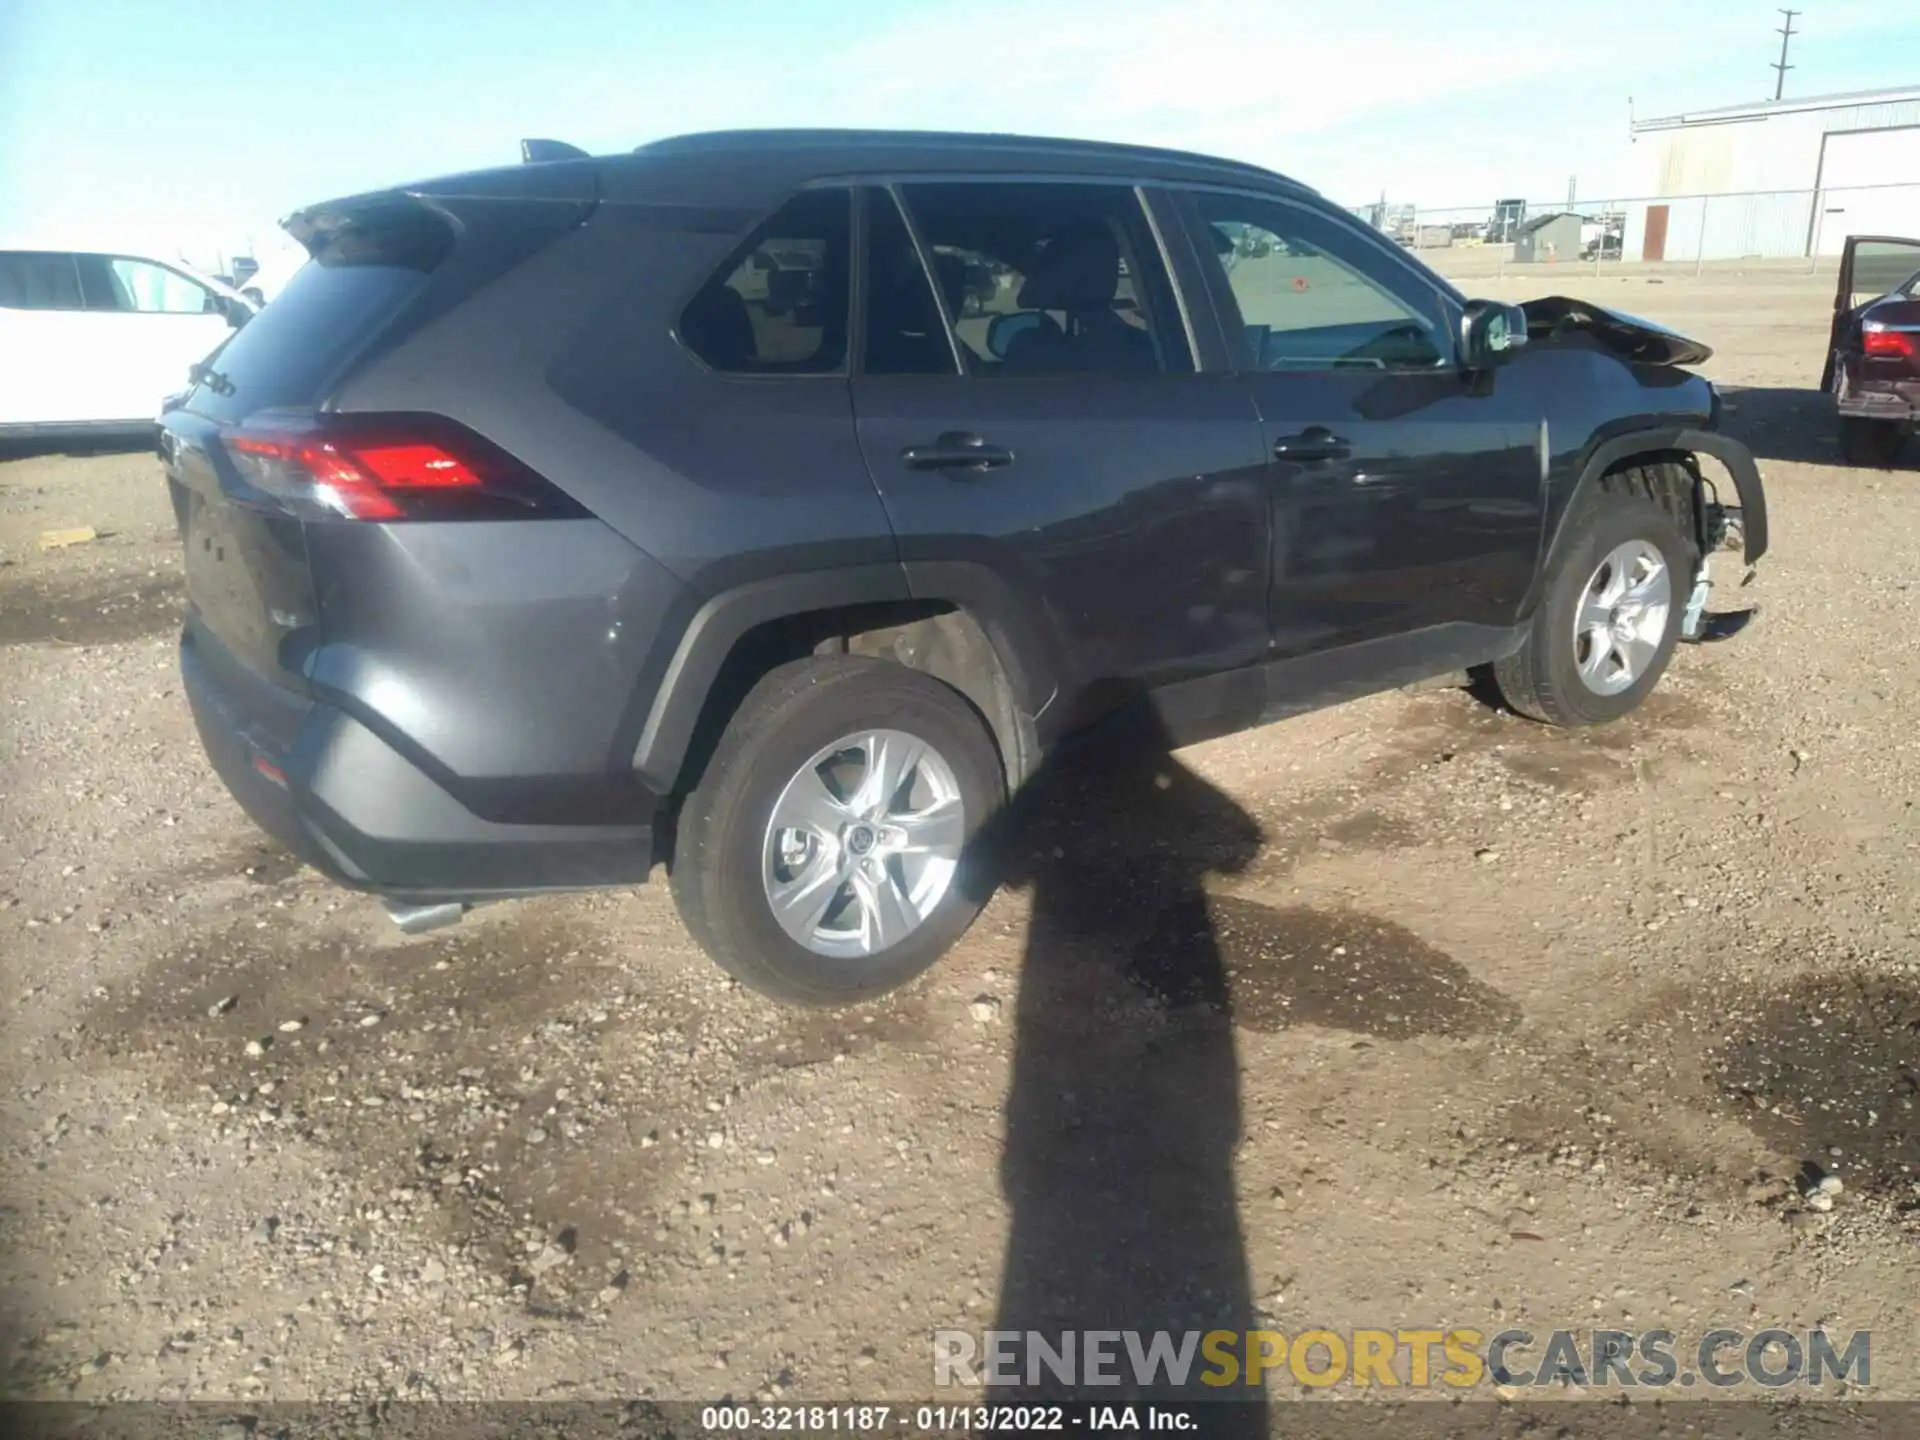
(521, 138, 589, 164)
(632, 129, 1303, 189)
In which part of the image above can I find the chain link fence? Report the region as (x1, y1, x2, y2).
(1346, 181, 1920, 277)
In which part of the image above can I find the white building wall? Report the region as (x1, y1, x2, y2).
(1814, 127, 1920, 252)
(1650, 112, 1822, 196)
(1638, 96, 1920, 259)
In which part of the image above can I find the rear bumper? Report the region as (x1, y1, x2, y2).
(1837, 383, 1919, 423)
(182, 627, 657, 903)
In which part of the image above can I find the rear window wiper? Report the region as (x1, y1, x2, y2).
(189, 362, 236, 397)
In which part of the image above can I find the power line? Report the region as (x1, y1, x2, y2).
(1772, 9, 1799, 101)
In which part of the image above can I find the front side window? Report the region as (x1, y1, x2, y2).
(1190, 192, 1447, 372)
(892, 182, 1189, 377)
(71, 255, 218, 314)
(110, 257, 219, 313)
(678, 189, 851, 374)
(0, 252, 84, 310)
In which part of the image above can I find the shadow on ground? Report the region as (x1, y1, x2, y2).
(983, 715, 1517, 1419)
(0, 574, 182, 647)
(0, 434, 155, 463)
(1714, 384, 1906, 469)
(1711, 972, 1920, 1198)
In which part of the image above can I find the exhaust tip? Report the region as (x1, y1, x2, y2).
(383, 900, 466, 935)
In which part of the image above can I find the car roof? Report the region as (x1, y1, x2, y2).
(632, 128, 1315, 194)
(299, 129, 1322, 239)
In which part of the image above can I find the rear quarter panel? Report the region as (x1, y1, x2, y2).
(303, 517, 685, 823)
(318, 187, 900, 806)
(328, 197, 899, 592)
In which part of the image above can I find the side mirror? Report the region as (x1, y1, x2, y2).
(985, 310, 1044, 360)
(1459, 299, 1528, 370)
(215, 294, 252, 329)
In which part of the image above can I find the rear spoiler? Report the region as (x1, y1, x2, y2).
(283, 158, 599, 258)
(281, 196, 454, 263)
(521, 138, 589, 163)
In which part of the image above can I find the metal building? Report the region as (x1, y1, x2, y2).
(1628, 84, 1920, 261)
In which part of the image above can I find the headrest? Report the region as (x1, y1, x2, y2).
(681, 283, 756, 368)
(1017, 222, 1120, 313)
(766, 268, 811, 310)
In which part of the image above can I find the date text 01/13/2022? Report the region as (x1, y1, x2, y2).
(697, 1403, 1199, 1431)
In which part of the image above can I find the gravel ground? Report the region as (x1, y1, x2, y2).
(1, 262, 1915, 1409)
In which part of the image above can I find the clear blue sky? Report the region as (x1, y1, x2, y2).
(4, 0, 1918, 265)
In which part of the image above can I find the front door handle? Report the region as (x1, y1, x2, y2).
(901, 431, 1015, 472)
(1272, 427, 1352, 463)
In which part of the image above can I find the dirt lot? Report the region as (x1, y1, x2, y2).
(2, 261, 1916, 1414)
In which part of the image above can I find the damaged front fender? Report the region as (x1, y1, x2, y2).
(1577, 426, 1769, 566)
(1521, 296, 1714, 368)
(1680, 429, 1768, 566)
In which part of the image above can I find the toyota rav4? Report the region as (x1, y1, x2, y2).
(159, 130, 1768, 1004)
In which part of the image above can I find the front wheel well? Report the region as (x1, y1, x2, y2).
(1518, 449, 1712, 626)
(671, 599, 1028, 806)
(1595, 451, 1702, 535)
(1553, 450, 1713, 569)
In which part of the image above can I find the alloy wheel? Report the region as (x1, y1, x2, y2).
(1572, 539, 1672, 697)
(761, 729, 965, 958)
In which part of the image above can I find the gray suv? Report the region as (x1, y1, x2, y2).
(160, 130, 1766, 1004)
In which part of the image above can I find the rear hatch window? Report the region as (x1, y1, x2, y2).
(183, 204, 452, 424)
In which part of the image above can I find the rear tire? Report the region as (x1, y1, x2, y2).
(1493, 467, 1698, 728)
(669, 656, 1003, 1005)
(1839, 416, 1907, 469)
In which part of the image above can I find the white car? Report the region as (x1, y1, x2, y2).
(0, 247, 257, 441)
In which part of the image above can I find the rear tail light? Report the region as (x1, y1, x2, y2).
(220, 415, 586, 522)
(1863, 326, 1918, 360)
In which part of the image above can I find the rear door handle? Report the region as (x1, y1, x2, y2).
(1272, 427, 1352, 463)
(901, 431, 1015, 472)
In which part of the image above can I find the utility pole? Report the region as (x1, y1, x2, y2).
(1772, 9, 1799, 100)
(1567, 175, 1577, 209)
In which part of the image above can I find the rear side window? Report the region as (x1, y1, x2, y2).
(0, 252, 83, 310)
(678, 189, 851, 374)
(894, 182, 1190, 376)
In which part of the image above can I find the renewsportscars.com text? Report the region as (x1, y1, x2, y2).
(934, 1327, 1870, 1390)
